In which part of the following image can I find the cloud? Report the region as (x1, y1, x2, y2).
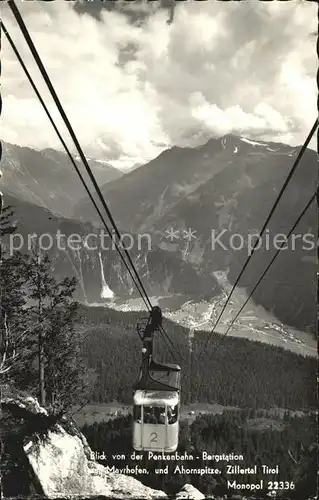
(1, 0, 317, 168)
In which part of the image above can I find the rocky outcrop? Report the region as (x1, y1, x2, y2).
(23, 425, 167, 499)
(1, 396, 210, 499)
(176, 484, 206, 499)
(1, 395, 167, 499)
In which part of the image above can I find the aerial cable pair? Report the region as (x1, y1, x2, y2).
(2, 1, 316, 363)
(3, 2, 186, 363)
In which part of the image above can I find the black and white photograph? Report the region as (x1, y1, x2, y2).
(0, 1, 317, 499)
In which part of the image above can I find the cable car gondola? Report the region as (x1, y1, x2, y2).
(132, 306, 181, 452)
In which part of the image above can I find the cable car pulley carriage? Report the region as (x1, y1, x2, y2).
(132, 306, 181, 453)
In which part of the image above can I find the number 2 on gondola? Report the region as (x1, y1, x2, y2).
(150, 432, 158, 443)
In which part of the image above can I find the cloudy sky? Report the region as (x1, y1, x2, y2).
(1, 0, 317, 169)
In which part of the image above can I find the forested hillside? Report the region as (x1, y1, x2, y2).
(77, 305, 316, 410)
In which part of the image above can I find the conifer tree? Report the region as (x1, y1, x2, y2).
(0, 200, 94, 412)
(0, 196, 29, 382)
(25, 248, 55, 405)
(25, 246, 94, 412)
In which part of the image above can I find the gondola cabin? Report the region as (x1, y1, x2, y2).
(132, 306, 181, 453)
(133, 390, 179, 452)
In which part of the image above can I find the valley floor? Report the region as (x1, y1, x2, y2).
(90, 269, 316, 358)
(72, 402, 309, 428)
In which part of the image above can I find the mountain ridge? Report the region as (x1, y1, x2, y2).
(1, 141, 123, 218)
(73, 133, 304, 231)
(73, 134, 316, 334)
(1, 134, 316, 335)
